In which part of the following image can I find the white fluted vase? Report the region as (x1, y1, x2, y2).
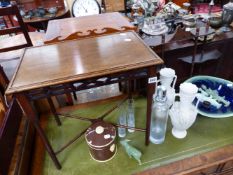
(169, 102, 198, 139)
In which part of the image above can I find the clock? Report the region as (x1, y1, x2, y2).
(72, 0, 101, 17)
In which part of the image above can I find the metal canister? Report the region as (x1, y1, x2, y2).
(85, 121, 117, 162)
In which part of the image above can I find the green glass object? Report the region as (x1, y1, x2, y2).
(120, 139, 142, 165)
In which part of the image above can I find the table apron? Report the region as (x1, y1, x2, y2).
(25, 68, 150, 101)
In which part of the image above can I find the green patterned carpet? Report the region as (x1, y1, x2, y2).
(42, 97, 233, 175)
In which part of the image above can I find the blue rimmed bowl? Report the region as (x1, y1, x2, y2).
(185, 76, 233, 118)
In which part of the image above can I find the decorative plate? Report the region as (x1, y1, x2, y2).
(142, 25, 168, 36)
(186, 76, 233, 118)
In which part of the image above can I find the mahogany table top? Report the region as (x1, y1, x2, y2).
(44, 12, 135, 42)
(6, 31, 163, 94)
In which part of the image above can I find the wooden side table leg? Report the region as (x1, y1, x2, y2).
(128, 79, 133, 99)
(47, 97, 62, 126)
(145, 66, 156, 145)
(65, 93, 74, 105)
(15, 93, 62, 170)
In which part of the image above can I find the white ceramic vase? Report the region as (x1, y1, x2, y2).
(169, 102, 198, 139)
(169, 82, 199, 139)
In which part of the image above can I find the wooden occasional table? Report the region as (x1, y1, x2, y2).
(44, 12, 136, 43)
(6, 31, 163, 169)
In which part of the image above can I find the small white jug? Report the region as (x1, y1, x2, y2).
(158, 68, 177, 107)
(159, 68, 177, 89)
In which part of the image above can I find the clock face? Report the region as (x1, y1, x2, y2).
(72, 0, 101, 17)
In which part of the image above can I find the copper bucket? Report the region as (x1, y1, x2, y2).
(85, 121, 117, 162)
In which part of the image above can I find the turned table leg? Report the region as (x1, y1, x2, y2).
(145, 66, 156, 145)
(15, 93, 62, 169)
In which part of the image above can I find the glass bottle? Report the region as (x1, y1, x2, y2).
(127, 98, 135, 133)
(118, 105, 127, 138)
(150, 85, 169, 144)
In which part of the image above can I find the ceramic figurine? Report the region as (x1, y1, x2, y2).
(33, 9, 40, 17)
(37, 6, 46, 17)
(120, 140, 142, 165)
(169, 82, 199, 139)
(132, 0, 157, 17)
(48, 7, 58, 14)
(27, 10, 34, 17)
(19, 9, 26, 17)
(199, 85, 230, 107)
(162, 2, 179, 19)
(196, 83, 231, 110)
(196, 93, 222, 109)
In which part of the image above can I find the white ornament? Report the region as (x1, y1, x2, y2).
(95, 126, 104, 134)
